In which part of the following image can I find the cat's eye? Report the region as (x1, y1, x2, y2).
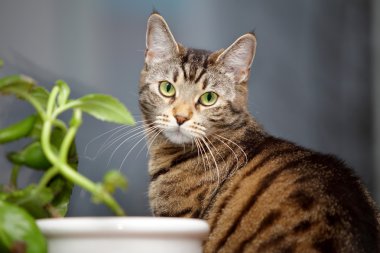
(159, 81, 176, 97)
(199, 92, 218, 106)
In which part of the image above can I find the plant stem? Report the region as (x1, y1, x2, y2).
(36, 167, 59, 191)
(52, 119, 67, 132)
(41, 117, 125, 216)
(56, 162, 125, 216)
(47, 86, 60, 117)
(59, 109, 81, 161)
(10, 165, 20, 188)
(52, 100, 80, 118)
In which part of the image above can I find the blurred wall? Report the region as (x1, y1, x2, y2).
(374, 0, 380, 201)
(0, 0, 375, 216)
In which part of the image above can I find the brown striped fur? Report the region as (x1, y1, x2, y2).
(139, 13, 380, 253)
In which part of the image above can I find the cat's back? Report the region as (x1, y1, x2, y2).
(205, 136, 380, 253)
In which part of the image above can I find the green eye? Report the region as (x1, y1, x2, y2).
(199, 92, 218, 106)
(159, 81, 176, 97)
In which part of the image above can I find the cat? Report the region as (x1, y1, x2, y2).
(139, 13, 380, 253)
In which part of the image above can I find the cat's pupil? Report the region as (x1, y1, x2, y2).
(166, 84, 171, 92)
(207, 92, 212, 101)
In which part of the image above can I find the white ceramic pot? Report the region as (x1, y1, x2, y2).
(37, 217, 209, 253)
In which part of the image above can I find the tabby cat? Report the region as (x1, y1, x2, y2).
(139, 13, 380, 253)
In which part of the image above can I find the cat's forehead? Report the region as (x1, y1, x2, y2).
(146, 48, 210, 79)
(182, 48, 211, 67)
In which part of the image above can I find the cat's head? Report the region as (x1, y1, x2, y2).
(139, 13, 256, 145)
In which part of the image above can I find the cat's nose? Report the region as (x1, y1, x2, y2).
(175, 115, 189, 125)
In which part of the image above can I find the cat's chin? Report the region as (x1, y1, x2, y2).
(163, 129, 193, 145)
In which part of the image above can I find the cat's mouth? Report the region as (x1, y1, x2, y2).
(154, 115, 206, 145)
(162, 126, 194, 144)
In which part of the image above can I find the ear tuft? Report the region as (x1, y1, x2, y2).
(216, 33, 257, 83)
(145, 14, 179, 65)
(151, 7, 160, 15)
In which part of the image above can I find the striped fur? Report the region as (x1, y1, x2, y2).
(139, 13, 380, 253)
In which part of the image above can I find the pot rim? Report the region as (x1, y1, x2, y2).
(37, 217, 209, 238)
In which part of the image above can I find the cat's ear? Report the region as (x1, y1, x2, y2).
(145, 14, 179, 65)
(216, 33, 257, 83)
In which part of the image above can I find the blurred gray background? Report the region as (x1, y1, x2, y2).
(0, 0, 378, 216)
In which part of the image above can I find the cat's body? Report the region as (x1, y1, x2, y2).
(139, 13, 380, 253)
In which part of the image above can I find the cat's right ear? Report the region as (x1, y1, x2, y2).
(145, 14, 179, 66)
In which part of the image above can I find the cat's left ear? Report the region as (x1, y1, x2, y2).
(216, 33, 257, 83)
(145, 14, 179, 66)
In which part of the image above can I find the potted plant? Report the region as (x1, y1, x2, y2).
(0, 64, 208, 253)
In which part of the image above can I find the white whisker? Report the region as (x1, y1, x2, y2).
(195, 138, 209, 175)
(135, 127, 163, 158)
(189, 128, 206, 138)
(205, 136, 225, 163)
(199, 137, 220, 186)
(215, 134, 248, 166)
(84, 125, 129, 160)
(96, 125, 145, 156)
(212, 135, 241, 177)
(107, 125, 157, 166)
(119, 126, 160, 169)
(100, 123, 155, 157)
(146, 129, 164, 153)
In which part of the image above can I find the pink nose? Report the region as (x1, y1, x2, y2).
(175, 115, 189, 125)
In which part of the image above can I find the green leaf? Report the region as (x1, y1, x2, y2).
(48, 176, 74, 217)
(4, 185, 53, 219)
(7, 142, 52, 171)
(56, 80, 70, 106)
(0, 59, 4, 68)
(0, 75, 49, 111)
(0, 75, 35, 94)
(0, 186, 7, 201)
(0, 115, 37, 144)
(102, 170, 128, 194)
(0, 200, 47, 253)
(70, 94, 135, 125)
(92, 170, 127, 205)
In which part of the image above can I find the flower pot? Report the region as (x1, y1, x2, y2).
(37, 217, 209, 253)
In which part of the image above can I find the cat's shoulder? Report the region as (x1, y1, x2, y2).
(255, 133, 357, 180)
